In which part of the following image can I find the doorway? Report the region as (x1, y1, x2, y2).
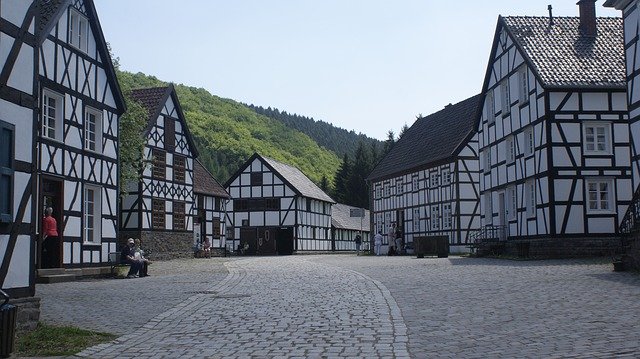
(40, 177, 63, 268)
(276, 227, 294, 255)
(498, 192, 508, 241)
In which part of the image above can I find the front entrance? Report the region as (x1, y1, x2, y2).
(40, 177, 63, 268)
(276, 227, 294, 255)
(239, 227, 257, 255)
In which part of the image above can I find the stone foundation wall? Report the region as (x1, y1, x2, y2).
(9, 296, 40, 333)
(622, 236, 640, 271)
(138, 231, 193, 260)
(478, 237, 623, 258)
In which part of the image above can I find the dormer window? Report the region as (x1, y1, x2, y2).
(69, 8, 88, 53)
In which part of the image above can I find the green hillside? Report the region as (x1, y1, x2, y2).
(116, 70, 342, 187)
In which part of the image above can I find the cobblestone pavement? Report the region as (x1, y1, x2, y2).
(310, 255, 640, 358)
(35, 255, 640, 358)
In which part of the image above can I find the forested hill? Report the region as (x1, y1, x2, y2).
(117, 70, 342, 187)
(247, 104, 382, 159)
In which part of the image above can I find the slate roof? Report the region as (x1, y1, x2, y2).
(501, 16, 625, 88)
(260, 155, 335, 203)
(130, 86, 170, 122)
(331, 204, 370, 232)
(368, 94, 482, 182)
(193, 159, 230, 198)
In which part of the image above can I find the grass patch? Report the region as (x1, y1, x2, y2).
(15, 322, 117, 356)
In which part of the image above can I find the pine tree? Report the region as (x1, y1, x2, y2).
(333, 154, 351, 203)
(398, 123, 409, 139)
(383, 130, 395, 156)
(348, 141, 371, 208)
(320, 175, 329, 194)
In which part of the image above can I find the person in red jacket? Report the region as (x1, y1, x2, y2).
(42, 207, 59, 268)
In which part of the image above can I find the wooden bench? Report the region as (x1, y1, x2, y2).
(108, 252, 130, 278)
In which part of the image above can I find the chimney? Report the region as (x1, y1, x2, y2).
(548, 5, 554, 26)
(577, 0, 597, 37)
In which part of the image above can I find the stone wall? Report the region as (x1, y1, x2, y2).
(622, 236, 640, 271)
(477, 237, 623, 258)
(9, 296, 40, 333)
(138, 231, 193, 260)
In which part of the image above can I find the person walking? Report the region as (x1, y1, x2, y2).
(355, 234, 362, 255)
(41, 207, 59, 268)
(374, 231, 383, 256)
(395, 225, 404, 255)
(387, 224, 396, 255)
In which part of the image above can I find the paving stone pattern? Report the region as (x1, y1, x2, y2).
(35, 255, 640, 358)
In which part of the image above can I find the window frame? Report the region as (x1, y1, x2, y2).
(152, 198, 166, 229)
(443, 203, 452, 229)
(484, 147, 491, 174)
(526, 179, 536, 218)
(412, 176, 419, 192)
(583, 122, 612, 155)
(431, 205, 440, 230)
(586, 178, 614, 213)
(430, 172, 439, 187)
(0, 120, 15, 223)
(524, 126, 534, 157)
(152, 149, 166, 180)
(484, 192, 493, 225)
(441, 169, 451, 186)
(413, 208, 420, 232)
(173, 201, 186, 231)
(486, 89, 495, 124)
(173, 155, 186, 184)
(84, 106, 102, 152)
(518, 67, 529, 104)
(507, 185, 517, 221)
(500, 79, 510, 116)
(83, 185, 101, 244)
(68, 7, 89, 53)
(506, 135, 516, 164)
(42, 89, 64, 141)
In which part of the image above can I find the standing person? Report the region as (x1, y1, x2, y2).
(41, 207, 59, 268)
(395, 225, 404, 255)
(387, 224, 396, 255)
(121, 238, 143, 278)
(374, 231, 383, 256)
(355, 234, 362, 255)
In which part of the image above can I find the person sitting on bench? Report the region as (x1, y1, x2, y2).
(121, 238, 143, 278)
(134, 238, 151, 277)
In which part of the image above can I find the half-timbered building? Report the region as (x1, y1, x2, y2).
(331, 204, 370, 252)
(225, 153, 335, 255)
(367, 95, 482, 253)
(476, 2, 631, 253)
(193, 159, 230, 252)
(1, 0, 125, 297)
(120, 85, 199, 259)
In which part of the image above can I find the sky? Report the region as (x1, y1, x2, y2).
(94, 1, 620, 141)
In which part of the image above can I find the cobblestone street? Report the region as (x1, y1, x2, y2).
(35, 255, 640, 358)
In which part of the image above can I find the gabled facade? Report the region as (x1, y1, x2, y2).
(121, 85, 199, 259)
(331, 204, 370, 251)
(1, 0, 125, 297)
(193, 159, 230, 250)
(477, 4, 631, 246)
(367, 95, 482, 253)
(225, 153, 335, 254)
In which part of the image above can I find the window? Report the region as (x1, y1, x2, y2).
(507, 186, 517, 221)
(443, 203, 452, 229)
(441, 169, 451, 185)
(152, 149, 166, 179)
(84, 107, 102, 152)
(69, 8, 88, 52)
(265, 198, 280, 211)
(152, 199, 166, 229)
(587, 179, 613, 212)
(42, 89, 63, 140)
(396, 181, 403, 195)
(213, 218, 221, 238)
(526, 180, 536, 218)
(431, 205, 440, 230)
(173, 155, 186, 183)
(506, 136, 516, 164)
(486, 90, 495, 124)
(83, 186, 101, 243)
(0, 121, 15, 222)
(524, 126, 534, 156)
(431, 173, 439, 187)
(164, 117, 175, 151)
(384, 183, 391, 197)
(500, 79, 510, 115)
(173, 201, 185, 230)
(413, 208, 420, 232)
(412, 177, 419, 191)
(584, 123, 611, 154)
(484, 147, 491, 173)
(306, 198, 312, 212)
(484, 193, 492, 224)
(375, 185, 382, 199)
(518, 67, 528, 103)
